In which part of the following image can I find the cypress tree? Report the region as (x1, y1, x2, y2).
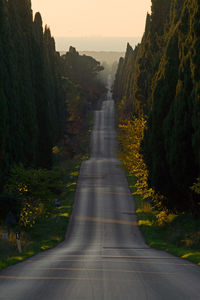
(114, 0, 200, 214)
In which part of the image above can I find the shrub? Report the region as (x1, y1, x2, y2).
(4, 164, 64, 229)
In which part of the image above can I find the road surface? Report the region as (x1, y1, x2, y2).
(0, 77, 200, 299)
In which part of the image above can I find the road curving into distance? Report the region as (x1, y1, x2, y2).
(0, 76, 200, 299)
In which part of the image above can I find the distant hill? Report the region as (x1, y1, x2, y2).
(60, 51, 125, 65)
(81, 51, 125, 65)
(55, 36, 141, 52)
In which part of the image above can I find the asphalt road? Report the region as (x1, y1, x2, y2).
(0, 77, 200, 299)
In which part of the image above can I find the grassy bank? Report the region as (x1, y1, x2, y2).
(127, 174, 200, 266)
(0, 155, 86, 271)
(0, 102, 94, 271)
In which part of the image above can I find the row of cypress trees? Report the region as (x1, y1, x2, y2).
(0, 0, 105, 193)
(113, 0, 200, 215)
(0, 0, 67, 188)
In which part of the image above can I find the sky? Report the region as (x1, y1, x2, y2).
(31, 0, 151, 51)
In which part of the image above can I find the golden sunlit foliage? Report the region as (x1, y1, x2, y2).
(5, 164, 64, 229)
(118, 116, 155, 200)
(114, 0, 200, 214)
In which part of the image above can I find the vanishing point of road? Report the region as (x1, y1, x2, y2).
(0, 77, 200, 299)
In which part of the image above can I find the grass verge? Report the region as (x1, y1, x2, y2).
(0, 156, 86, 271)
(127, 174, 200, 266)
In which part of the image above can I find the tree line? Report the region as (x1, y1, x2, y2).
(0, 0, 66, 184)
(113, 0, 200, 216)
(0, 0, 105, 224)
(60, 46, 105, 156)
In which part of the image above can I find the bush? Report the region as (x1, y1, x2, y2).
(4, 164, 64, 229)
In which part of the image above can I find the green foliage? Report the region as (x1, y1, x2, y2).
(128, 174, 200, 266)
(144, 0, 200, 214)
(61, 47, 105, 108)
(0, 1, 105, 223)
(59, 47, 105, 156)
(114, 0, 200, 216)
(0, 152, 84, 271)
(113, 0, 172, 117)
(0, 0, 67, 187)
(4, 164, 64, 228)
(118, 117, 156, 200)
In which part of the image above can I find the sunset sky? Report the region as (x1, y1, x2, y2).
(31, 0, 151, 38)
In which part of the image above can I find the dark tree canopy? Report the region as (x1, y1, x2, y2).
(0, 0, 67, 180)
(113, 0, 200, 215)
(0, 0, 105, 193)
(61, 47, 105, 108)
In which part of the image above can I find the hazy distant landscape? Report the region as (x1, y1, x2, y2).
(60, 50, 125, 84)
(55, 36, 141, 52)
(60, 51, 125, 66)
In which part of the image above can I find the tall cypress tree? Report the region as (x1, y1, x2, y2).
(0, 0, 68, 187)
(114, 0, 200, 214)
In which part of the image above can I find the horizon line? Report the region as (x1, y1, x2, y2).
(59, 50, 126, 52)
(55, 35, 142, 38)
